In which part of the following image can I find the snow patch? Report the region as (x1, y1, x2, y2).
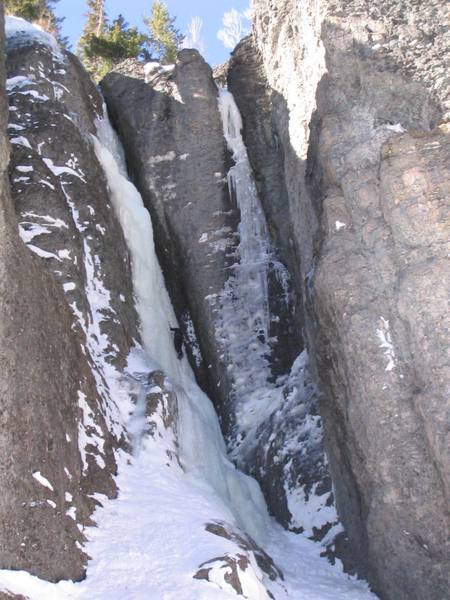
(376, 317, 396, 372)
(5, 16, 63, 59)
(18, 223, 52, 243)
(66, 506, 77, 521)
(22, 241, 61, 261)
(77, 389, 105, 473)
(15, 89, 50, 101)
(6, 75, 34, 90)
(285, 482, 336, 538)
(43, 157, 86, 182)
(385, 123, 406, 133)
(148, 151, 176, 164)
(9, 135, 32, 150)
(32, 471, 54, 491)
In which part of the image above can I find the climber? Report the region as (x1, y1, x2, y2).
(170, 326, 183, 360)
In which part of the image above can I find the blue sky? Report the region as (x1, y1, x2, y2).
(54, 0, 251, 66)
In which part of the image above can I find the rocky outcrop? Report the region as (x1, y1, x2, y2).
(1, 13, 145, 582)
(1, 10, 97, 582)
(1, 20, 291, 596)
(195, 520, 283, 599)
(102, 51, 238, 428)
(230, 0, 450, 598)
(6, 22, 140, 377)
(2, 2, 447, 597)
(102, 51, 305, 423)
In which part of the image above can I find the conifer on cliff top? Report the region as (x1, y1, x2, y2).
(144, 1, 183, 64)
(82, 14, 146, 81)
(77, 0, 108, 80)
(78, 1, 183, 80)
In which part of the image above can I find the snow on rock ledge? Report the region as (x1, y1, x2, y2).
(5, 16, 62, 58)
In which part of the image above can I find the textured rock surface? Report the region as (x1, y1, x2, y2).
(1, 13, 146, 582)
(102, 51, 303, 425)
(5, 20, 146, 484)
(1, 7, 98, 582)
(6, 34, 139, 377)
(102, 51, 237, 427)
(231, 0, 450, 598)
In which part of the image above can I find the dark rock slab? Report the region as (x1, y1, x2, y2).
(102, 50, 238, 430)
(6, 42, 139, 375)
(1, 6, 100, 582)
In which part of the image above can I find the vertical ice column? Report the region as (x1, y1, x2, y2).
(217, 88, 274, 405)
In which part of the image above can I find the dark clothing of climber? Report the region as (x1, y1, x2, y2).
(170, 327, 183, 360)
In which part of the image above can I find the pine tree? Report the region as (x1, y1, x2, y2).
(78, 0, 108, 80)
(84, 15, 146, 80)
(79, 0, 106, 40)
(5, 0, 48, 21)
(144, 2, 183, 64)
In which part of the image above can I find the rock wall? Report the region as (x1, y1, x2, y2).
(102, 52, 238, 429)
(1, 11, 144, 582)
(102, 51, 307, 428)
(230, 0, 450, 598)
(2, 3, 448, 597)
(1, 7, 98, 582)
(6, 25, 140, 378)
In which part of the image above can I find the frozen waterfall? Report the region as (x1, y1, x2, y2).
(217, 89, 291, 448)
(217, 88, 273, 393)
(92, 112, 271, 547)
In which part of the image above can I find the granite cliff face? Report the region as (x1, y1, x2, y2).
(2, 10, 149, 584)
(0, 14, 290, 599)
(229, 1, 450, 598)
(101, 51, 240, 422)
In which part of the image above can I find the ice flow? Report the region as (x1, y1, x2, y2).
(93, 113, 271, 546)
